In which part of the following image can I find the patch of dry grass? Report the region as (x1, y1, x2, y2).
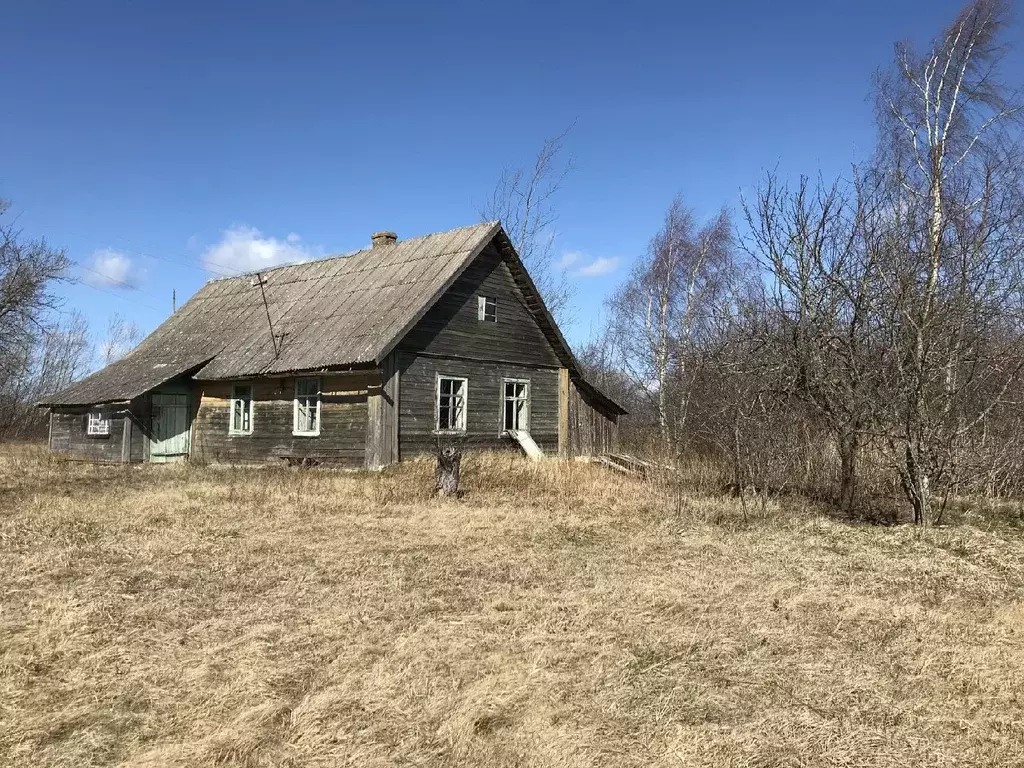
(3, 445, 1024, 766)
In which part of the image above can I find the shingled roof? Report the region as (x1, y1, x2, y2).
(40, 222, 625, 413)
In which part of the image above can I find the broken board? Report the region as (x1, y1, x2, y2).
(507, 429, 545, 460)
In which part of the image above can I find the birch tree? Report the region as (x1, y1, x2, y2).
(873, 0, 1024, 523)
(606, 197, 734, 453)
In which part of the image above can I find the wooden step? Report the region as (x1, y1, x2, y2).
(507, 429, 545, 460)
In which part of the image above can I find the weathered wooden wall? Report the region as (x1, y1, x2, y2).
(566, 377, 619, 457)
(365, 353, 399, 469)
(48, 402, 150, 463)
(130, 397, 151, 462)
(400, 243, 562, 367)
(191, 372, 372, 466)
(395, 242, 564, 457)
(396, 352, 559, 456)
(49, 408, 127, 462)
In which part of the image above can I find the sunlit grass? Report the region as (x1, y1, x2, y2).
(2, 445, 1024, 766)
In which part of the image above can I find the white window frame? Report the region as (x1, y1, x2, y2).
(293, 377, 321, 437)
(477, 295, 497, 322)
(229, 383, 254, 435)
(500, 378, 530, 435)
(86, 409, 111, 437)
(435, 375, 468, 433)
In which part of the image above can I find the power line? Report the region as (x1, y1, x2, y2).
(72, 260, 164, 299)
(68, 278, 161, 312)
(53, 226, 232, 314)
(49, 224, 241, 278)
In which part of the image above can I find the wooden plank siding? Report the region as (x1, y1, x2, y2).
(567, 378, 619, 457)
(190, 373, 374, 466)
(130, 396, 151, 462)
(365, 353, 400, 469)
(399, 243, 562, 367)
(395, 241, 565, 458)
(395, 352, 559, 456)
(558, 367, 570, 456)
(49, 408, 129, 463)
(48, 402, 150, 463)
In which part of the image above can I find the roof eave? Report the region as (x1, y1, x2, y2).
(37, 398, 133, 408)
(571, 375, 628, 416)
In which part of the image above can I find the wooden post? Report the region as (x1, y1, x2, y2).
(389, 361, 400, 464)
(558, 368, 570, 458)
(366, 355, 399, 470)
(121, 410, 133, 463)
(365, 375, 384, 470)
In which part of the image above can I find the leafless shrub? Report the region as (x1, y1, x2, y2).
(597, 1, 1024, 524)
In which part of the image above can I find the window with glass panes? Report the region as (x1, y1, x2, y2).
(230, 384, 253, 434)
(436, 376, 467, 431)
(502, 379, 529, 432)
(477, 296, 496, 322)
(293, 377, 321, 435)
(87, 410, 110, 436)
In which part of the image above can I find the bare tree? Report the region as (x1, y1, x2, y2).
(482, 126, 576, 325)
(0, 311, 91, 439)
(744, 172, 888, 511)
(101, 312, 142, 365)
(0, 198, 74, 439)
(873, 0, 1024, 523)
(0, 199, 70, 385)
(675, 209, 734, 441)
(606, 197, 735, 454)
(585, 0, 1024, 524)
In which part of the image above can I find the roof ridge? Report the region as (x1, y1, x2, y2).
(202, 220, 500, 284)
(41, 220, 513, 404)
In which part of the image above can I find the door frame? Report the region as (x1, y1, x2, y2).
(148, 383, 193, 463)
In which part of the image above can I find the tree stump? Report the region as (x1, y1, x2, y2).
(435, 439, 463, 497)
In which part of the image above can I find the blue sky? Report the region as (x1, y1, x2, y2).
(2, 0, 1019, 356)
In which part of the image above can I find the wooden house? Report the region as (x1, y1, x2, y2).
(40, 222, 625, 467)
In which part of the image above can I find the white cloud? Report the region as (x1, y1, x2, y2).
(557, 249, 622, 278)
(557, 250, 584, 271)
(572, 256, 621, 278)
(201, 225, 313, 274)
(83, 249, 141, 288)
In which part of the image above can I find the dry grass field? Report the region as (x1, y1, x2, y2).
(3, 446, 1024, 767)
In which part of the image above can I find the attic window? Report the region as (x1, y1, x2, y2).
(478, 296, 496, 322)
(87, 410, 110, 437)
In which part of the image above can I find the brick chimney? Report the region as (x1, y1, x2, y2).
(371, 231, 398, 249)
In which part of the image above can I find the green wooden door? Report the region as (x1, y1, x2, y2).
(151, 392, 191, 462)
